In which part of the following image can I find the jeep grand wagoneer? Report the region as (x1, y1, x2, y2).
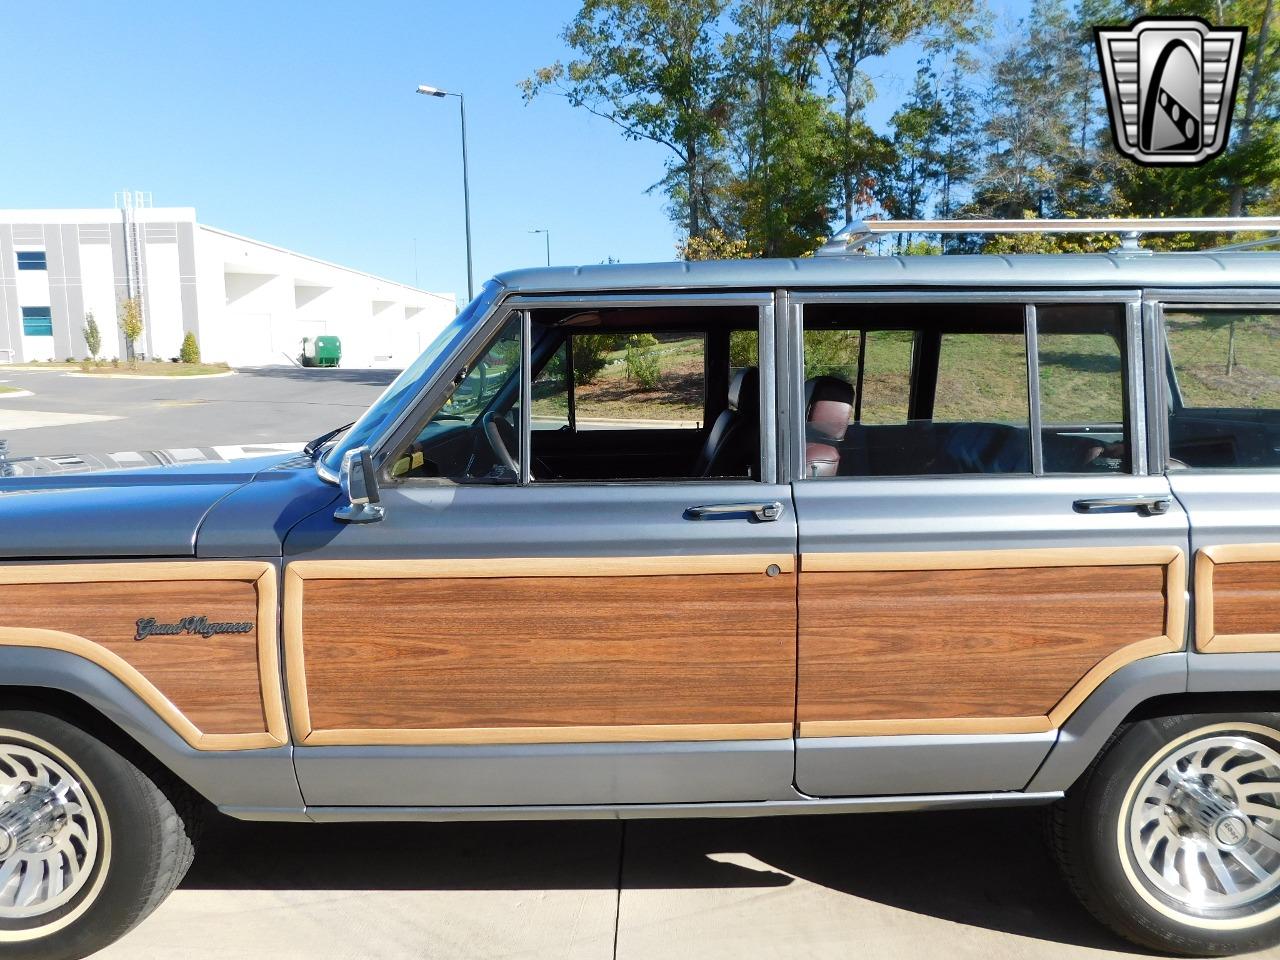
(6, 217, 1280, 958)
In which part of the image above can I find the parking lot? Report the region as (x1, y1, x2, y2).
(0, 366, 396, 461)
(95, 807, 1181, 960)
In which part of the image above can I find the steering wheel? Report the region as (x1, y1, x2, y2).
(480, 410, 520, 476)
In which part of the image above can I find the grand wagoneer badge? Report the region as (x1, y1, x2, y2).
(134, 616, 254, 641)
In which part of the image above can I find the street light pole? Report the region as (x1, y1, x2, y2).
(529, 228, 550, 266)
(416, 84, 475, 301)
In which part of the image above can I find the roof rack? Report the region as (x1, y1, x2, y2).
(816, 216, 1280, 256)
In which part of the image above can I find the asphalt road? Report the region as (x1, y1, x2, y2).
(0, 367, 396, 460)
(95, 807, 1227, 960)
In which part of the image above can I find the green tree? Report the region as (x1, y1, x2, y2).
(787, 0, 979, 224)
(717, 0, 836, 255)
(82, 311, 101, 359)
(522, 0, 732, 239)
(118, 297, 144, 363)
(180, 331, 201, 364)
(880, 62, 945, 247)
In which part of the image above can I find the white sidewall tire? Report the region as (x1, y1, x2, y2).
(0, 727, 112, 944)
(1117, 721, 1280, 932)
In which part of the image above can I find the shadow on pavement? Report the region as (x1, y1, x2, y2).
(186, 807, 1133, 952)
(236, 367, 400, 387)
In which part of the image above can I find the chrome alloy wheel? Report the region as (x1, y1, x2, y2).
(0, 743, 100, 920)
(1128, 733, 1280, 914)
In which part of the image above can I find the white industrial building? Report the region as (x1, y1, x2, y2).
(0, 205, 455, 368)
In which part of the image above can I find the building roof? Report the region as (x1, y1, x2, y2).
(495, 251, 1280, 295)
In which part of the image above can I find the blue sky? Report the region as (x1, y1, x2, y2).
(3, 1, 1024, 302)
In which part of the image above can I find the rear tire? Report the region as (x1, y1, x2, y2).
(1053, 712, 1280, 955)
(0, 710, 197, 960)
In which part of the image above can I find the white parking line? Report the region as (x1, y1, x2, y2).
(0, 410, 120, 431)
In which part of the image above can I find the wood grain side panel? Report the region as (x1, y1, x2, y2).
(299, 572, 796, 734)
(798, 564, 1168, 724)
(1209, 560, 1280, 638)
(0, 577, 268, 736)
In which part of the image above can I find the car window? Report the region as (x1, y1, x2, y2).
(800, 303, 1031, 477)
(389, 314, 522, 482)
(524, 305, 760, 482)
(1165, 306, 1280, 470)
(1036, 304, 1131, 474)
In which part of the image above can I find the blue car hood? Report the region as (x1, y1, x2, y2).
(0, 452, 300, 559)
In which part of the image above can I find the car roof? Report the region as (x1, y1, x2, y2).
(494, 252, 1280, 295)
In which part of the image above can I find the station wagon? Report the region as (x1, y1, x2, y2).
(6, 216, 1280, 957)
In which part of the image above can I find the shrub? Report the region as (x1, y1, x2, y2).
(624, 333, 661, 389)
(179, 332, 200, 364)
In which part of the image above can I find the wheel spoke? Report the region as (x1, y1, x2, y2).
(1206, 847, 1240, 895)
(1241, 800, 1280, 821)
(1184, 845, 1208, 898)
(1233, 848, 1273, 882)
(1210, 746, 1245, 772)
(15, 860, 41, 907)
(1251, 825, 1280, 855)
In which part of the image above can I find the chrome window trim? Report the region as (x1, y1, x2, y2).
(789, 288, 1142, 305)
(1025, 304, 1045, 476)
(518, 309, 532, 486)
(1143, 300, 1168, 474)
(1143, 288, 1280, 305)
(759, 298, 779, 484)
(789, 289, 1144, 483)
(1127, 301, 1149, 477)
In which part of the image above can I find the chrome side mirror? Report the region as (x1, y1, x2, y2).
(334, 446, 385, 524)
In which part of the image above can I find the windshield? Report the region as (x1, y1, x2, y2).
(320, 281, 503, 475)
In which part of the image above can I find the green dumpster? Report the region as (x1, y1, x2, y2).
(301, 335, 341, 368)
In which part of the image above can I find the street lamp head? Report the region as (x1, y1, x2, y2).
(416, 85, 448, 97)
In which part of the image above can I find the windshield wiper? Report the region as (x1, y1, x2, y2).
(304, 422, 354, 458)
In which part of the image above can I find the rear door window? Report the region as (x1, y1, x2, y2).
(1165, 306, 1280, 469)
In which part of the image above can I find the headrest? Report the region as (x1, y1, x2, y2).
(804, 376, 854, 442)
(728, 367, 759, 413)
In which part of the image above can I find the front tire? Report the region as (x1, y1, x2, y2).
(0, 710, 197, 960)
(1053, 712, 1280, 955)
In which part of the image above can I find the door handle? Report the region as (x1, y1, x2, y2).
(685, 501, 784, 522)
(1073, 495, 1172, 516)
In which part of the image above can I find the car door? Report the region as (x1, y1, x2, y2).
(282, 292, 800, 809)
(785, 290, 1191, 797)
(1155, 296, 1280, 677)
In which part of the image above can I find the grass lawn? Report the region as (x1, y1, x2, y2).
(0, 385, 22, 394)
(12, 360, 232, 376)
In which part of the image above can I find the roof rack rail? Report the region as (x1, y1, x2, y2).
(816, 217, 1280, 256)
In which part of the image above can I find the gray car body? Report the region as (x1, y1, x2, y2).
(2, 250, 1280, 822)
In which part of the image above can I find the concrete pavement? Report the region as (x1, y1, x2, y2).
(95, 808, 1231, 960)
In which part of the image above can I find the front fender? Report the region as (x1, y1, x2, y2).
(0, 647, 303, 818)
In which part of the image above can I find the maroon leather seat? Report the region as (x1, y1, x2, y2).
(804, 376, 854, 477)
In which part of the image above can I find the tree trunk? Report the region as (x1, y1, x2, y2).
(687, 144, 701, 239)
(1230, 0, 1274, 216)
